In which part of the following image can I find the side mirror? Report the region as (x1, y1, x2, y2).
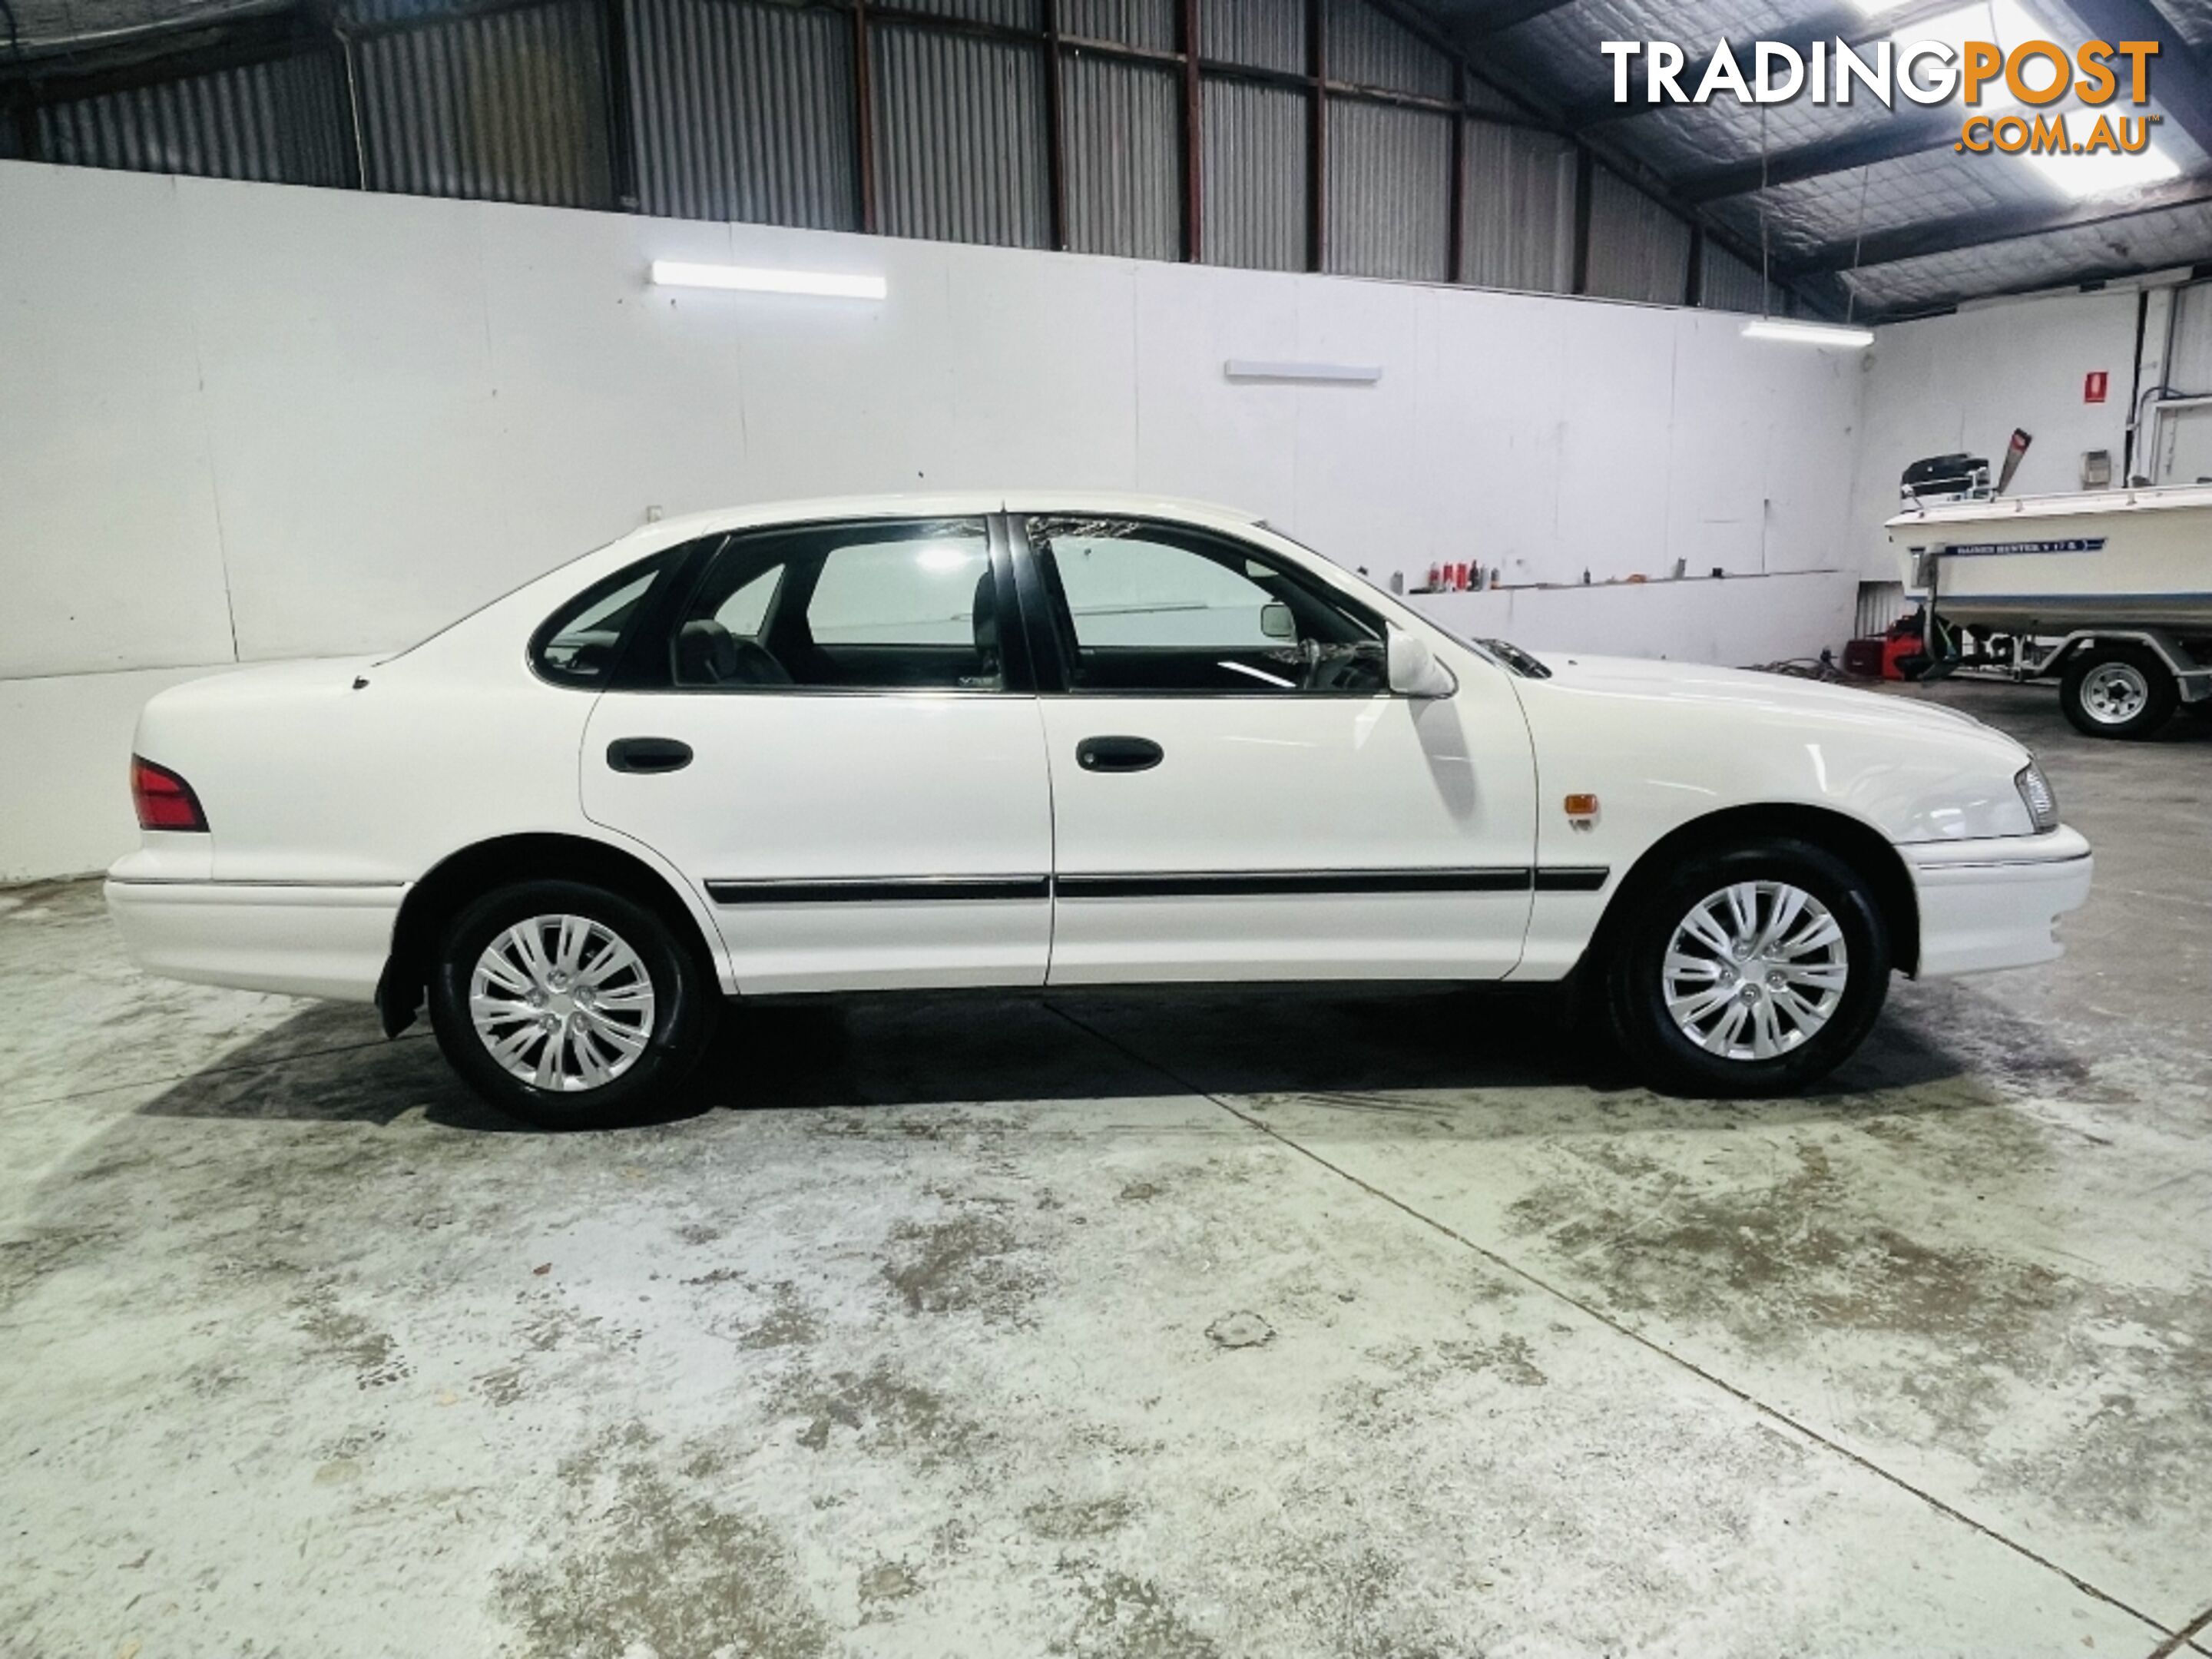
(1259, 601, 1296, 641)
(1387, 628, 1458, 699)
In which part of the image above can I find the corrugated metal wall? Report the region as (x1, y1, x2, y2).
(37, 52, 353, 186)
(1584, 163, 1690, 306)
(2163, 277, 2212, 392)
(1700, 242, 1783, 316)
(1063, 53, 1181, 261)
(1059, 0, 1174, 50)
(1460, 120, 1572, 294)
(1325, 0, 1449, 98)
(627, 0, 856, 230)
(1326, 98, 1447, 281)
(353, 0, 613, 207)
(873, 25, 1051, 248)
(1201, 77, 1304, 272)
(1200, 0, 1303, 74)
(5, 0, 1773, 320)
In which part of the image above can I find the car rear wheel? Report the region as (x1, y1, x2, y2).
(2059, 644, 2177, 740)
(429, 879, 713, 1128)
(1605, 839, 1891, 1098)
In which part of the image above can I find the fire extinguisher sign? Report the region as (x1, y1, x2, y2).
(2085, 371, 2109, 404)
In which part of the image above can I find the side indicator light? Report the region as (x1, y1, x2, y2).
(1564, 793, 1600, 821)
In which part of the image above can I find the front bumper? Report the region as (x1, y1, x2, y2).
(104, 876, 403, 1002)
(1903, 826, 2092, 977)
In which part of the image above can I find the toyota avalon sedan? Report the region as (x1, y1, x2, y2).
(106, 494, 2092, 1127)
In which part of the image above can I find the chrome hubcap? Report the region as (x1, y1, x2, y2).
(1663, 882, 1849, 1062)
(469, 915, 654, 1092)
(2080, 663, 2149, 724)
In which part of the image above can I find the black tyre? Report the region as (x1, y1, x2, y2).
(1605, 839, 1891, 1098)
(428, 879, 714, 1128)
(2059, 644, 2177, 740)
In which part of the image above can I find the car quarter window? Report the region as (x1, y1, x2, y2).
(667, 518, 1002, 692)
(531, 557, 669, 687)
(1025, 518, 1386, 694)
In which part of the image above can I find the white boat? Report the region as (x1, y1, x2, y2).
(1889, 484, 2212, 634)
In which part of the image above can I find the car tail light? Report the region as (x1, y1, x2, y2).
(131, 756, 208, 833)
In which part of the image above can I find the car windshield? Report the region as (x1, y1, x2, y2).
(1254, 523, 1551, 679)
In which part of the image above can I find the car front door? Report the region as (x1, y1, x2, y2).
(1016, 514, 1540, 983)
(580, 514, 1055, 993)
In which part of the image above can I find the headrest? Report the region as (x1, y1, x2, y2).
(676, 618, 739, 685)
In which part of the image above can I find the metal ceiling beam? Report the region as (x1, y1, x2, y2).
(2065, 0, 2212, 161)
(1780, 171, 2212, 273)
(1676, 108, 1962, 204)
(1566, 0, 1961, 131)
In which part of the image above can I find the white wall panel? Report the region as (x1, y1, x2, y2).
(0, 168, 238, 679)
(174, 176, 514, 660)
(1130, 260, 1301, 515)
(1849, 289, 2137, 578)
(2, 159, 1873, 879)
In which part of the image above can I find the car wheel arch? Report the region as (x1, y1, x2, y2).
(1581, 803, 1921, 982)
(376, 832, 722, 1037)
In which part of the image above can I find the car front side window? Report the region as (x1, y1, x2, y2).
(667, 518, 1002, 693)
(1026, 518, 1386, 694)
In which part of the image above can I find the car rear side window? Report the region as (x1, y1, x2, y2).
(667, 518, 1004, 693)
(531, 558, 669, 687)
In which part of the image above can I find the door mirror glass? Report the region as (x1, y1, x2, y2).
(1387, 628, 1458, 699)
(1259, 601, 1296, 641)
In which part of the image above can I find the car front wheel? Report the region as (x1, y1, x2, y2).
(428, 879, 714, 1128)
(1605, 839, 1891, 1098)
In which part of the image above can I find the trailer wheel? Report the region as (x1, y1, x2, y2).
(2059, 644, 2177, 740)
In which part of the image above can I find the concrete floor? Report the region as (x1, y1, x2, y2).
(3, 681, 2209, 1659)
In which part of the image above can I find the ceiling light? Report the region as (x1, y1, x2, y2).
(1222, 359, 1384, 383)
(650, 260, 887, 300)
(1743, 318, 1876, 348)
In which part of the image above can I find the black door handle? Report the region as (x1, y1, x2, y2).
(1076, 736, 1164, 773)
(606, 737, 694, 774)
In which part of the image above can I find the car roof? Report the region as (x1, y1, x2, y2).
(618, 491, 1267, 551)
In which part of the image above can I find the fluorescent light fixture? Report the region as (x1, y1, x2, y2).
(1223, 359, 1383, 383)
(650, 260, 886, 300)
(1743, 318, 1876, 348)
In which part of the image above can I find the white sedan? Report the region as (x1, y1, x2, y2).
(108, 494, 2091, 1126)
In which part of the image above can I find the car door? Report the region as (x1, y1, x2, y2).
(1016, 514, 1539, 983)
(580, 514, 1055, 993)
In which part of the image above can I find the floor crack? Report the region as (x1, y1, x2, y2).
(1043, 997, 2183, 1648)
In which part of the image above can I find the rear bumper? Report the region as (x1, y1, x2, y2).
(104, 877, 403, 1002)
(1904, 827, 2092, 978)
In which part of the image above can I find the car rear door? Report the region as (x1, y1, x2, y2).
(580, 513, 1055, 993)
(1015, 513, 1540, 984)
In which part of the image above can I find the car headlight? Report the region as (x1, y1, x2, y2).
(2015, 760, 2059, 832)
